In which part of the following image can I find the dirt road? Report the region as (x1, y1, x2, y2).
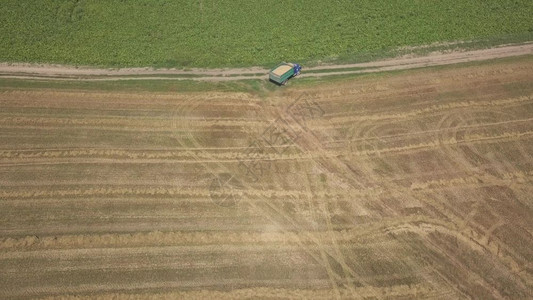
(0, 55, 532, 299)
(0, 43, 532, 81)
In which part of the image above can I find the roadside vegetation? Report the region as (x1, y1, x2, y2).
(1, 0, 532, 68)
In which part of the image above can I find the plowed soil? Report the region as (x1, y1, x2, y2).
(1, 58, 532, 299)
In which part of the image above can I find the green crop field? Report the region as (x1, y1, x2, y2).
(1, 0, 532, 68)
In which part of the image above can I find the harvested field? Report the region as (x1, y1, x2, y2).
(0, 58, 532, 299)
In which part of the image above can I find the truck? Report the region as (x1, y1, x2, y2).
(269, 62, 302, 85)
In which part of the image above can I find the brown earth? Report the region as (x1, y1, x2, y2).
(0, 57, 532, 299)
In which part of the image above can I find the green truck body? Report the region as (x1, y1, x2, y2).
(269, 62, 301, 85)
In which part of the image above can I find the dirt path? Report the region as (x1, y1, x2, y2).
(0, 43, 531, 81)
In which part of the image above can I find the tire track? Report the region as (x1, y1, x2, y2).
(318, 95, 532, 126)
(171, 96, 385, 299)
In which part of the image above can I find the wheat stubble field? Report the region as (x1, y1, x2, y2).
(1, 58, 532, 299)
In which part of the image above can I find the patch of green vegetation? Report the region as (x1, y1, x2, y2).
(0, 78, 246, 93)
(289, 54, 533, 88)
(1, 0, 532, 68)
(313, 32, 533, 67)
(504, 81, 533, 97)
(303, 67, 366, 74)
